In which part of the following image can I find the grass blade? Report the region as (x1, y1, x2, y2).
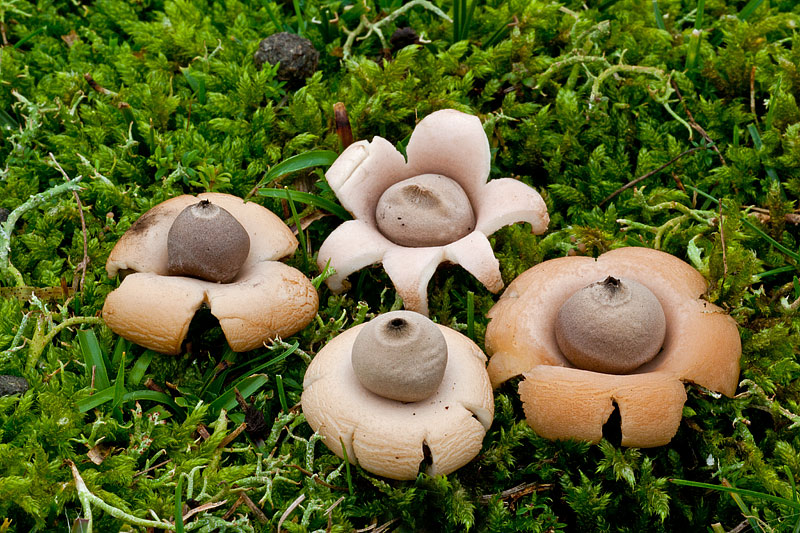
(231, 341, 298, 376)
(254, 149, 339, 191)
(259, 188, 351, 220)
(13, 26, 46, 49)
(688, 186, 800, 262)
(78, 330, 110, 391)
(129, 350, 155, 386)
(738, 0, 764, 21)
(276, 374, 289, 412)
(670, 478, 800, 510)
(175, 474, 185, 533)
(284, 187, 308, 270)
(77, 386, 115, 412)
(467, 291, 475, 341)
(748, 124, 780, 183)
(111, 336, 128, 372)
(124, 390, 185, 419)
(209, 374, 269, 415)
(112, 353, 127, 411)
(340, 438, 354, 496)
(652, 1, 666, 30)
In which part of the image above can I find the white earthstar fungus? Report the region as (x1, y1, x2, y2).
(302, 312, 494, 480)
(484, 247, 742, 448)
(102, 193, 319, 355)
(317, 108, 549, 316)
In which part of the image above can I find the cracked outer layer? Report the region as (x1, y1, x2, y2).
(302, 323, 494, 480)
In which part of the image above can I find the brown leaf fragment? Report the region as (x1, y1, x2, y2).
(87, 443, 112, 465)
(61, 30, 79, 47)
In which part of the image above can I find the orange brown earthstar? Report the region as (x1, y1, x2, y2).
(485, 247, 741, 447)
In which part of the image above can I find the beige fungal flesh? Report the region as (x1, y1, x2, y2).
(375, 174, 475, 247)
(302, 323, 494, 480)
(351, 311, 448, 403)
(167, 200, 251, 283)
(554, 276, 667, 374)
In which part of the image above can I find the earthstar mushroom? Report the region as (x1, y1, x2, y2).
(302, 312, 494, 480)
(485, 247, 741, 447)
(317, 108, 549, 315)
(103, 193, 318, 355)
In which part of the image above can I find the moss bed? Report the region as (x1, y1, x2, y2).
(1, 0, 800, 531)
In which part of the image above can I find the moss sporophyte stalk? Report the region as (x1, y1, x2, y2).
(1, 0, 799, 530)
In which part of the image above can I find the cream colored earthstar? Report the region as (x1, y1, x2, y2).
(317, 109, 550, 315)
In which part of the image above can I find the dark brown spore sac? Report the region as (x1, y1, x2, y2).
(253, 32, 319, 87)
(0, 375, 29, 396)
(390, 27, 420, 51)
(167, 200, 250, 283)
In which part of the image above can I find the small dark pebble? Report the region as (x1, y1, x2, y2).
(0, 207, 9, 223)
(253, 32, 319, 86)
(390, 27, 420, 51)
(0, 375, 29, 396)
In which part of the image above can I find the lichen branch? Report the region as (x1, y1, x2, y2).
(68, 460, 176, 532)
(341, 0, 451, 59)
(0, 175, 83, 286)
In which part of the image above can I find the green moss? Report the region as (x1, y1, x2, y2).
(1, 0, 800, 530)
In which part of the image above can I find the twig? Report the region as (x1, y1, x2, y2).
(239, 492, 269, 524)
(479, 482, 554, 504)
(670, 80, 727, 165)
(600, 146, 705, 206)
(325, 496, 345, 533)
(750, 65, 757, 119)
(277, 493, 305, 533)
(49, 153, 90, 292)
(218, 422, 247, 449)
(719, 202, 728, 279)
(222, 493, 245, 521)
(181, 499, 228, 522)
(84, 73, 116, 96)
(134, 459, 173, 478)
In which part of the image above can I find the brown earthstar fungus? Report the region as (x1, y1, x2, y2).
(317, 109, 550, 315)
(302, 311, 494, 480)
(484, 247, 741, 448)
(103, 193, 318, 355)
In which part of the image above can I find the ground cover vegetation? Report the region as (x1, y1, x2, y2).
(0, 0, 799, 530)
